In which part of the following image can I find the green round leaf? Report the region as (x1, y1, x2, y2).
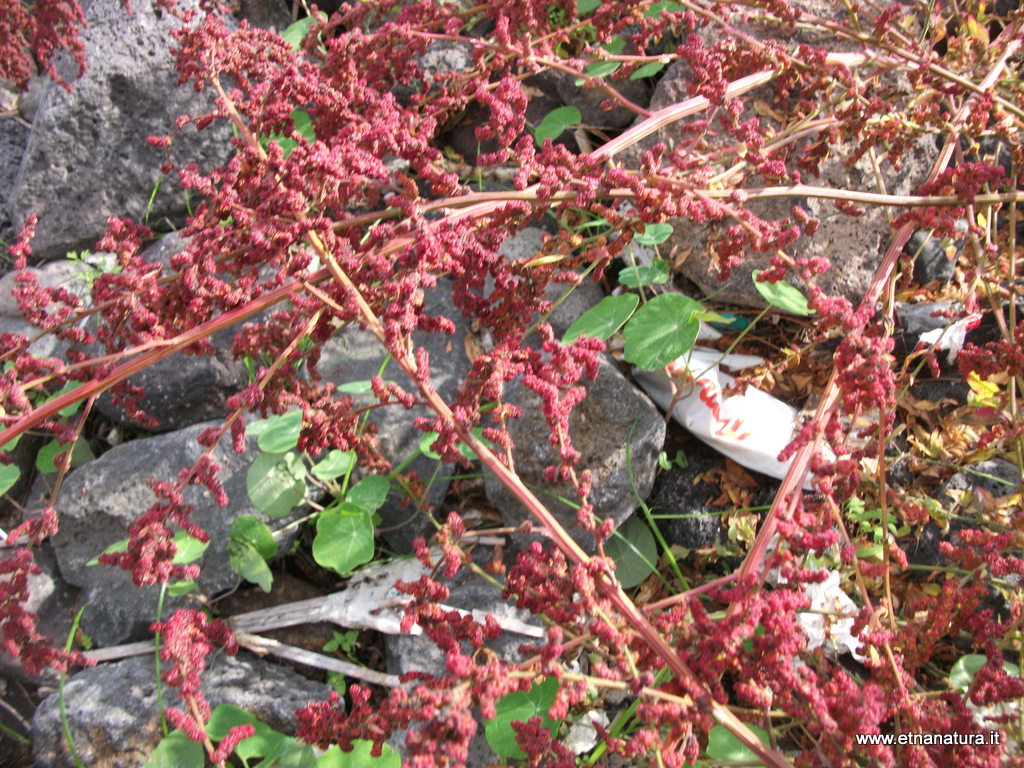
(622, 293, 702, 370)
(752, 270, 812, 316)
(581, 61, 622, 80)
(618, 258, 670, 289)
(254, 410, 304, 453)
(601, 37, 626, 54)
(644, 0, 686, 17)
(949, 654, 1021, 692)
(281, 17, 314, 50)
(167, 580, 197, 596)
(346, 475, 390, 511)
(313, 502, 375, 575)
(229, 514, 277, 559)
(292, 109, 315, 143)
(336, 379, 377, 395)
(461, 427, 493, 460)
(705, 723, 769, 764)
(43, 381, 85, 417)
(35, 438, 94, 474)
(576, 0, 600, 13)
(255, 736, 316, 768)
(563, 294, 639, 344)
(485, 677, 562, 759)
(206, 704, 261, 739)
(419, 431, 442, 460)
(229, 541, 274, 592)
(312, 449, 356, 481)
(171, 531, 209, 565)
(207, 704, 286, 763)
(87, 538, 128, 567)
(247, 451, 306, 517)
(535, 106, 581, 144)
(144, 729, 205, 768)
(629, 60, 667, 80)
(634, 222, 673, 246)
(316, 741, 400, 768)
(0, 463, 20, 497)
(605, 515, 658, 588)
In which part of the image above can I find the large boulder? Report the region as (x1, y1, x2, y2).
(32, 652, 331, 768)
(91, 232, 251, 433)
(317, 277, 474, 553)
(50, 419, 302, 646)
(7, 0, 231, 262)
(615, 1, 927, 310)
(484, 354, 665, 551)
(620, 58, 933, 309)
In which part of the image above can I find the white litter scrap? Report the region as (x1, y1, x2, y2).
(916, 314, 982, 364)
(797, 569, 865, 663)
(896, 301, 983, 365)
(564, 710, 610, 754)
(633, 347, 823, 487)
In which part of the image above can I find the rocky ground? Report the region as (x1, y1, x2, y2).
(1, 1, 1020, 766)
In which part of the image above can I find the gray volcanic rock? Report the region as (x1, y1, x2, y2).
(620, 61, 933, 309)
(484, 354, 665, 551)
(7, 0, 231, 262)
(32, 653, 331, 768)
(317, 277, 473, 553)
(0, 258, 91, 358)
(92, 232, 250, 433)
(0, 117, 28, 213)
(51, 420, 301, 647)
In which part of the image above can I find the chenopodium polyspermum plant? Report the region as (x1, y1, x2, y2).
(2, 0, 1024, 766)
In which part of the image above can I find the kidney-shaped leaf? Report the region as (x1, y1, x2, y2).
(704, 723, 769, 765)
(313, 502, 375, 575)
(618, 258, 670, 289)
(605, 515, 658, 588)
(247, 452, 306, 518)
(563, 294, 639, 344)
(485, 676, 562, 759)
(207, 704, 286, 764)
(346, 475, 390, 511)
(230, 515, 277, 559)
(535, 106, 581, 145)
(311, 449, 356, 481)
(635, 222, 673, 245)
(949, 654, 1021, 692)
(752, 270, 812, 316)
(0, 463, 19, 497)
(622, 293, 701, 370)
(250, 410, 303, 453)
(144, 730, 204, 768)
(316, 741, 400, 768)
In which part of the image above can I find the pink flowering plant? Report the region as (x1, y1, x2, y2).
(2, 0, 1024, 766)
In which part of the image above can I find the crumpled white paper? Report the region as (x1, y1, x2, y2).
(797, 569, 865, 662)
(916, 313, 983, 364)
(633, 347, 823, 488)
(563, 710, 611, 754)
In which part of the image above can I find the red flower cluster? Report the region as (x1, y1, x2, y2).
(0, 0, 87, 91)
(150, 608, 244, 749)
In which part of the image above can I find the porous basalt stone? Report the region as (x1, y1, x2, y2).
(7, 0, 231, 262)
(50, 420, 302, 647)
(32, 653, 331, 768)
(484, 354, 665, 551)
